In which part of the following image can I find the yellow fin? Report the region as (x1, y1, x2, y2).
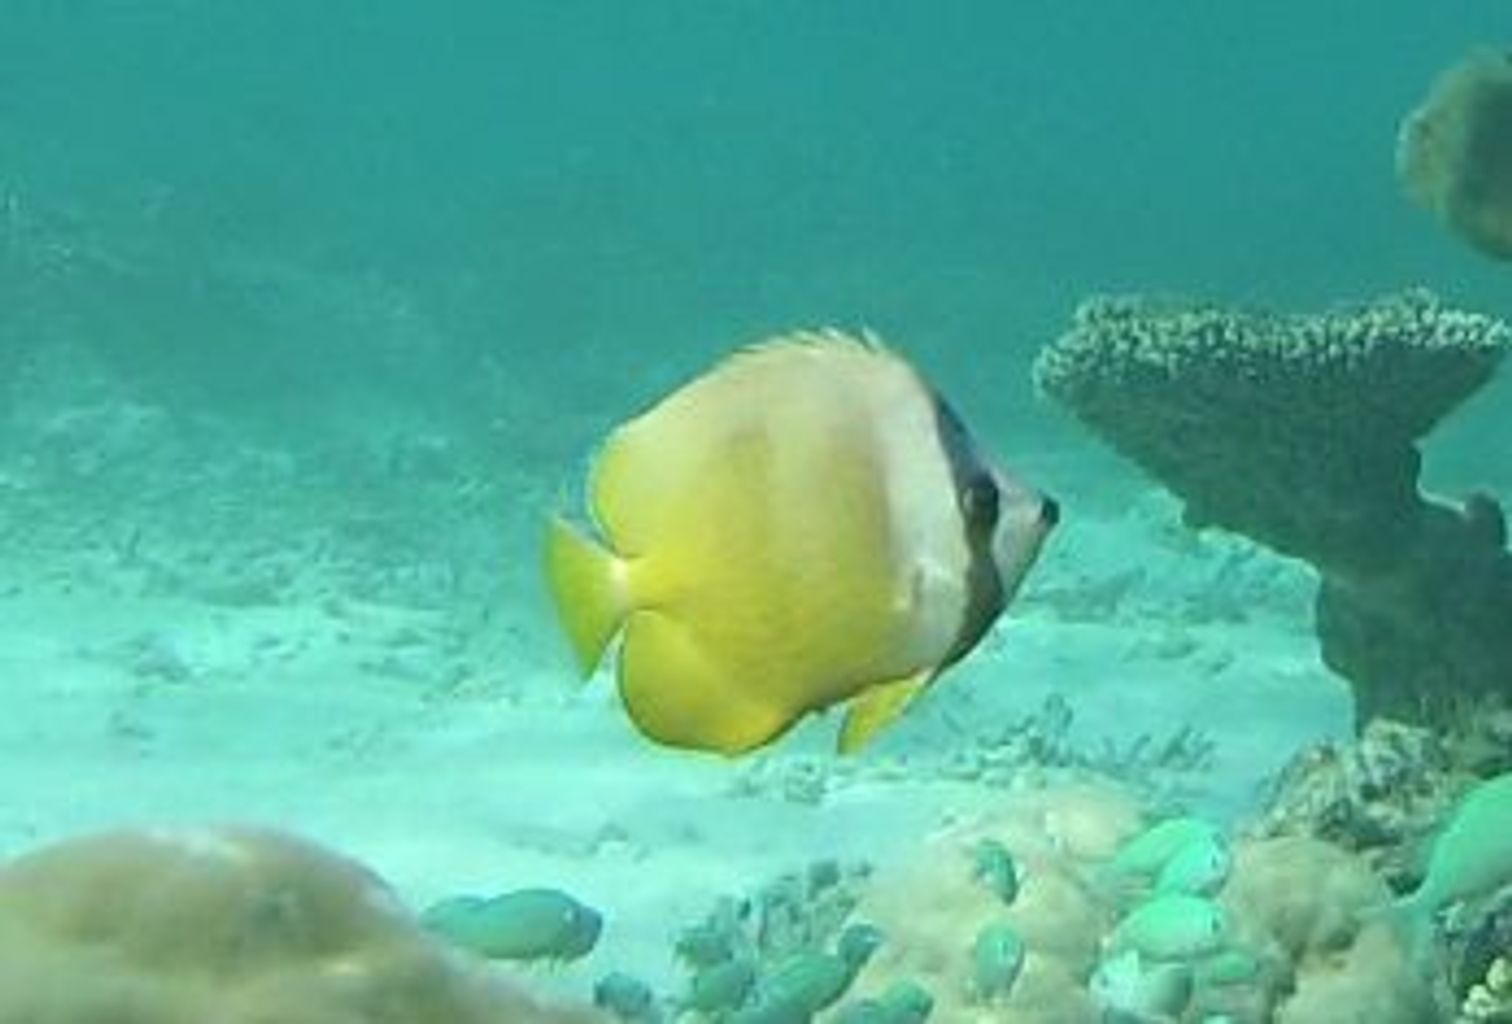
(543, 516, 628, 677)
(837, 671, 932, 755)
(619, 613, 795, 755)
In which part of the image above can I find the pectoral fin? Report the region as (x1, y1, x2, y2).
(837, 670, 933, 754)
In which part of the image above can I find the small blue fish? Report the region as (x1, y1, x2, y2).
(834, 1001, 891, 1024)
(835, 980, 936, 1023)
(685, 958, 757, 1015)
(733, 923, 884, 1022)
(1154, 834, 1232, 897)
(594, 971, 661, 1022)
(419, 888, 602, 962)
(1108, 894, 1227, 961)
(1193, 948, 1261, 987)
(674, 918, 738, 968)
(971, 839, 1020, 906)
(876, 980, 934, 1023)
(969, 921, 1027, 1004)
(1107, 818, 1222, 879)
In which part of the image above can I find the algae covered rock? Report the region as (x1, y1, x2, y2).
(1248, 719, 1466, 888)
(1399, 47, 1512, 260)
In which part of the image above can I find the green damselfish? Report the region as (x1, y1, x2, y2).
(731, 923, 884, 1023)
(1154, 834, 1232, 897)
(834, 979, 934, 1024)
(1389, 771, 1512, 958)
(969, 921, 1026, 1004)
(420, 887, 602, 963)
(1108, 894, 1227, 961)
(1107, 817, 1222, 878)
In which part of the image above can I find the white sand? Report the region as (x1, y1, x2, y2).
(0, 453, 1350, 1004)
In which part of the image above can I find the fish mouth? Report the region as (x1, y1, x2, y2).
(1039, 494, 1061, 528)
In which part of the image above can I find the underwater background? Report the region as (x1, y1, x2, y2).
(1, 3, 1509, 1022)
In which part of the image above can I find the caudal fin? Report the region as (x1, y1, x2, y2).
(544, 517, 628, 676)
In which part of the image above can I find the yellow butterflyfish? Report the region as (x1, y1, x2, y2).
(545, 330, 1056, 756)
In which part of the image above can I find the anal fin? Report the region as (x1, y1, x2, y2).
(620, 613, 796, 756)
(838, 670, 932, 755)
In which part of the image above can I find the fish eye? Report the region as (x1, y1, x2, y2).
(962, 474, 1000, 526)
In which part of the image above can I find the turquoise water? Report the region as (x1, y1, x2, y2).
(2, 4, 1509, 1022)
(6, 3, 1508, 436)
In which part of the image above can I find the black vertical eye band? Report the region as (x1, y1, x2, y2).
(930, 392, 1007, 668)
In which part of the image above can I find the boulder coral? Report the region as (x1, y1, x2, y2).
(0, 824, 601, 1024)
(841, 783, 1140, 1023)
(1217, 836, 1437, 1024)
(830, 783, 1446, 1022)
(1034, 290, 1512, 730)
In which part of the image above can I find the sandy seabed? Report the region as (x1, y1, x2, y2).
(0, 418, 1355, 1006)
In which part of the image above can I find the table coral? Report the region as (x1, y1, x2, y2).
(1035, 289, 1512, 729)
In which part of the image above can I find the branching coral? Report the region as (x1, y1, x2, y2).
(1034, 289, 1512, 728)
(0, 824, 600, 1024)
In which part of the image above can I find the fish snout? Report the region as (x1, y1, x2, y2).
(988, 474, 1057, 600)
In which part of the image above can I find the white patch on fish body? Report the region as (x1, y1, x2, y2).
(865, 349, 972, 666)
(1091, 949, 1194, 1022)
